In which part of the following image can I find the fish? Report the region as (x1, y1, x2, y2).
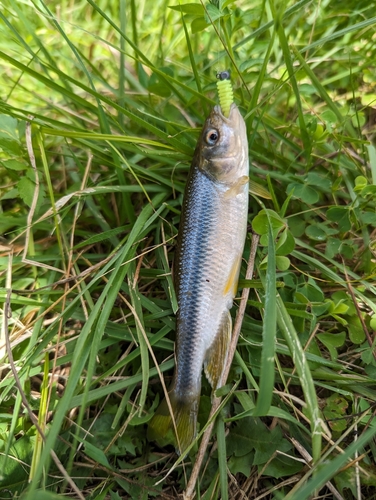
(148, 102, 249, 454)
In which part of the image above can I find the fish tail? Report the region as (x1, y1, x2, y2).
(148, 390, 198, 455)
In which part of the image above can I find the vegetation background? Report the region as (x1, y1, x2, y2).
(1, 0, 376, 498)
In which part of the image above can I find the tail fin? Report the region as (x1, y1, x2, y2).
(148, 391, 198, 455)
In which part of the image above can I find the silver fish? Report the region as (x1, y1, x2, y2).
(148, 103, 249, 454)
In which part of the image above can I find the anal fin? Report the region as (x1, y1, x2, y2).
(204, 312, 232, 390)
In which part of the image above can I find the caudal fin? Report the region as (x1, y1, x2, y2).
(147, 391, 198, 455)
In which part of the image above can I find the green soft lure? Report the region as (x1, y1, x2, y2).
(216, 70, 234, 117)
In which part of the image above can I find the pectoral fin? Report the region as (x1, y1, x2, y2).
(224, 175, 249, 199)
(204, 312, 232, 390)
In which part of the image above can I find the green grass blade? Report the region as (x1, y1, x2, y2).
(276, 295, 322, 462)
(23, 192, 167, 496)
(272, 1, 311, 161)
(69, 359, 175, 410)
(119, 0, 126, 128)
(247, 29, 276, 121)
(367, 144, 376, 185)
(180, 11, 208, 115)
(216, 416, 228, 500)
(128, 260, 149, 414)
(38, 0, 135, 223)
(292, 47, 348, 127)
(0, 51, 193, 154)
(40, 128, 176, 150)
(293, 245, 376, 309)
(234, 0, 313, 51)
(301, 15, 376, 52)
(254, 222, 276, 416)
(29, 353, 49, 481)
(287, 425, 376, 500)
(86, 0, 187, 105)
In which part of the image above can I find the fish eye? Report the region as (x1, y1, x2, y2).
(205, 129, 219, 146)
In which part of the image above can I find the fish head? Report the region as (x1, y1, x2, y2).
(197, 103, 248, 185)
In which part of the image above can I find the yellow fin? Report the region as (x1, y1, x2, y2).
(147, 392, 198, 455)
(204, 312, 232, 390)
(224, 175, 249, 199)
(223, 254, 242, 296)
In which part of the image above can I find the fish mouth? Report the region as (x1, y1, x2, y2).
(213, 103, 240, 124)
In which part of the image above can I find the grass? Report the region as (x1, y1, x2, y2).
(1, 0, 376, 498)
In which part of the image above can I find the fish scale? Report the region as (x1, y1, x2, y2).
(148, 103, 249, 454)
